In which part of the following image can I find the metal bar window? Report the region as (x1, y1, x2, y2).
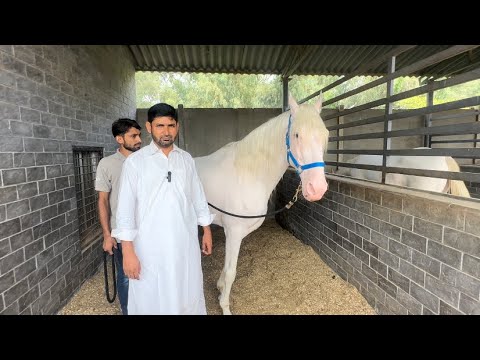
(73, 146, 103, 247)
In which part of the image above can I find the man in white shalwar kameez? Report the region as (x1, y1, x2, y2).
(112, 103, 214, 315)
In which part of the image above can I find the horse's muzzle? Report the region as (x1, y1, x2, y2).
(302, 175, 328, 201)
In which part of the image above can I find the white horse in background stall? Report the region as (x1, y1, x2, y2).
(335, 149, 471, 197)
(194, 94, 330, 314)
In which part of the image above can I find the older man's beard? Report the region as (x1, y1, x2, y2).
(152, 134, 175, 148)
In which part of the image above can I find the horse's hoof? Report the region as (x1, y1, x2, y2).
(222, 308, 232, 315)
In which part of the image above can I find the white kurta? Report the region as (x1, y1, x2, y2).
(112, 141, 214, 315)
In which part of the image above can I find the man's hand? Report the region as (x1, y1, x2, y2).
(201, 226, 212, 255)
(103, 234, 117, 255)
(122, 241, 141, 279)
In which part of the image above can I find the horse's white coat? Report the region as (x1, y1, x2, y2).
(194, 95, 329, 314)
(336, 148, 470, 197)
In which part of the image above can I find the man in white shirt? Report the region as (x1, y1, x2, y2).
(112, 103, 214, 315)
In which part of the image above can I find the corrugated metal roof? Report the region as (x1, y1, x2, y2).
(128, 45, 480, 79)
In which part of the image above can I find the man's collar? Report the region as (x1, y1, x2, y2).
(147, 140, 180, 156)
(115, 149, 127, 159)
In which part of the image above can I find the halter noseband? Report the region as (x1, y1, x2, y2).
(286, 114, 325, 174)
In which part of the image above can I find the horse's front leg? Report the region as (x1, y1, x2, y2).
(216, 269, 225, 292)
(217, 226, 245, 315)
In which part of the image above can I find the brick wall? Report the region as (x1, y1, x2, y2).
(276, 170, 480, 315)
(0, 45, 136, 314)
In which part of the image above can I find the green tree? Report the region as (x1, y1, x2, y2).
(136, 72, 480, 110)
(136, 72, 282, 108)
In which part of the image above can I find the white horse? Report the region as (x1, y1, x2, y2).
(194, 94, 329, 314)
(335, 149, 470, 197)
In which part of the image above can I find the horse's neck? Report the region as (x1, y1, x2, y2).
(234, 113, 290, 193)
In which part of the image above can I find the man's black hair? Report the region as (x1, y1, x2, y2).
(112, 118, 141, 137)
(147, 103, 178, 123)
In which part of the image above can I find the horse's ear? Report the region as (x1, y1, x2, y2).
(288, 93, 299, 116)
(314, 92, 323, 114)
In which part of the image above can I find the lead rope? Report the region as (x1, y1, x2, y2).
(103, 252, 117, 303)
(208, 182, 302, 219)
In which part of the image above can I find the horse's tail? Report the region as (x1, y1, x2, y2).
(445, 156, 471, 198)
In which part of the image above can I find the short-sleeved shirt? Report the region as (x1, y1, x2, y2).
(95, 150, 127, 240)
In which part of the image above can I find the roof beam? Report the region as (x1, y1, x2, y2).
(298, 45, 416, 105)
(128, 45, 480, 78)
(281, 45, 316, 78)
(128, 45, 144, 70)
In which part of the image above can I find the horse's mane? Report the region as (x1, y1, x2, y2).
(233, 112, 289, 178)
(233, 104, 328, 178)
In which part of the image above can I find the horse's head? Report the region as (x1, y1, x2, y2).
(287, 94, 329, 201)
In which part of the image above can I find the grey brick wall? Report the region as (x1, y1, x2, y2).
(276, 170, 480, 315)
(0, 45, 136, 314)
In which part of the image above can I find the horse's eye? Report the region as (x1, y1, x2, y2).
(295, 133, 299, 138)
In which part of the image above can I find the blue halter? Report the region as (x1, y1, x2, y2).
(286, 114, 325, 174)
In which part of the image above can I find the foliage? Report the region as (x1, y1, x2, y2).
(136, 72, 480, 110)
(433, 79, 480, 105)
(136, 72, 282, 108)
